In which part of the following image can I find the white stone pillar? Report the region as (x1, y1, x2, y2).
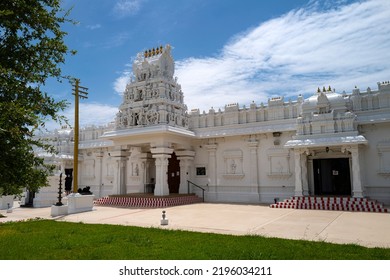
(153, 154, 170, 196)
(301, 151, 309, 196)
(294, 149, 303, 196)
(177, 150, 195, 194)
(179, 158, 190, 194)
(110, 150, 130, 195)
(119, 157, 127, 194)
(248, 140, 259, 187)
(307, 159, 314, 195)
(139, 153, 152, 193)
(349, 145, 364, 198)
(94, 151, 104, 198)
(151, 147, 173, 196)
(205, 144, 218, 187)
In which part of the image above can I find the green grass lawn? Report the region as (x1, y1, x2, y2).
(0, 219, 389, 260)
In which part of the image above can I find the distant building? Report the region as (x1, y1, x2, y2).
(35, 45, 390, 207)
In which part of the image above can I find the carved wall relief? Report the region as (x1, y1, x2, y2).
(106, 161, 114, 180)
(223, 149, 244, 179)
(82, 159, 96, 179)
(267, 148, 291, 178)
(378, 140, 390, 176)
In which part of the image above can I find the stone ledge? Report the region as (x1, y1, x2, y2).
(67, 194, 94, 214)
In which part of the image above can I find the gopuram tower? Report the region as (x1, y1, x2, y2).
(105, 45, 195, 197)
(115, 45, 189, 129)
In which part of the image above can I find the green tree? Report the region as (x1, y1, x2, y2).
(0, 0, 75, 195)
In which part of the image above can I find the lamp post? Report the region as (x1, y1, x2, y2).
(72, 79, 88, 193)
(55, 173, 63, 206)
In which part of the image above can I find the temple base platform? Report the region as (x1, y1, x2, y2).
(94, 193, 203, 208)
(270, 196, 388, 213)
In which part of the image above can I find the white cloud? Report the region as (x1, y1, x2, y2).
(112, 0, 143, 18)
(66, 103, 118, 128)
(86, 24, 102, 30)
(83, 32, 130, 49)
(113, 74, 129, 94)
(112, 0, 390, 112)
(175, 0, 390, 111)
(103, 32, 130, 49)
(113, 63, 133, 95)
(44, 103, 118, 131)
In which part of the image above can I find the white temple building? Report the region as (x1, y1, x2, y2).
(34, 45, 390, 209)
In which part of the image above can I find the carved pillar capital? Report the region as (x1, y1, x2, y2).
(294, 148, 310, 155)
(247, 140, 259, 149)
(205, 144, 217, 151)
(150, 147, 174, 155)
(341, 145, 351, 154)
(93, 150, 104, 158)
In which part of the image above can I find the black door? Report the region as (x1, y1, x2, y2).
(168, 152, 180, 193)
(313, 158, 351, 195)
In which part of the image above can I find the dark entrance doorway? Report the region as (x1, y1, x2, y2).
(65, 168, 73, 195)
(168, 152, 180, 193)
(20, 190, 35, 207)
(313, 158, 351, 195)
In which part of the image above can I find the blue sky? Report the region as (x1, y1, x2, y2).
(45, 0, 390, 130)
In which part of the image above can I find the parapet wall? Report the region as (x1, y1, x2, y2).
(189, 82, 390, 130)
(189, 96, 303, 129)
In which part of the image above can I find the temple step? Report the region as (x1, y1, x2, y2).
(270, 196, 389, 213)
(94, 194, 203, 208)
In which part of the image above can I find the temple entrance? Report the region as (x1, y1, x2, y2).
(313, 158, 351, 195)
(65, 168, 73, 195)
(168, 152, 180, 193)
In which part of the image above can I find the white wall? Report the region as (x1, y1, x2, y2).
(360, 122, 390, 204)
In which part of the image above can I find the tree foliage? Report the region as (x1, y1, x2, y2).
(0, 0, 75, 195)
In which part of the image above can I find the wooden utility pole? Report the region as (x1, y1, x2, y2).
(72, 79, 88, 193)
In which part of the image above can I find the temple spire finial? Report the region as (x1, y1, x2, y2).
(144, 45, 167, 59)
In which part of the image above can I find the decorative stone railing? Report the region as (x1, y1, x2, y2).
(189, 99, 301, 129)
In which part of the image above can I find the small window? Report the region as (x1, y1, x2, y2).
(196, 167, 206, 176)
(319, 107, 328, 114)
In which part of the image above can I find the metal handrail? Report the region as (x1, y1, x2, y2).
(187, 180, 206, 202)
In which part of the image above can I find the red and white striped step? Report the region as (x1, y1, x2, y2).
(270, 196, 389, 213)
(94, 194, 203, 208)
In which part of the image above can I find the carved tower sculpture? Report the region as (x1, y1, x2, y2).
(115, 45, 189, 130)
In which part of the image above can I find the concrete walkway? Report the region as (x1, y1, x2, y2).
(1, 202, 390, 248)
